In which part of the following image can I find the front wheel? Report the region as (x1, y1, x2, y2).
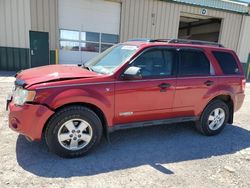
(196, 100, 229, 136)
(45, 105, 103, 158)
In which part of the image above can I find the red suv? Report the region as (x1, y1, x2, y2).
(7, 39, 246, 158)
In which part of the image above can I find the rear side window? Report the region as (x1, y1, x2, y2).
(212, 51, 240, 75)
(178, 49, 210, 76)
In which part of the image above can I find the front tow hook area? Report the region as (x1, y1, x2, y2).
(6, 94, 12, 110)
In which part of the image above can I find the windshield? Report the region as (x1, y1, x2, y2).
(84, 44, 138, 74)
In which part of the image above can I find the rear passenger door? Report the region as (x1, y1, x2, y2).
(173, 48, 218, 117)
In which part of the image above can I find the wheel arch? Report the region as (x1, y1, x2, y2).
(42, 102, 109, 139)
(203, 94, 234, 124)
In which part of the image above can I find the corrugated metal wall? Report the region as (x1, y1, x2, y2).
(0, 0, 31, 48)
(0, 47, 30, 70)
(0, 0, 31, 70)
(237, 15, 250, 62)
(0, 0, 58, 70)
(0, 0, 58, 50)
(120, 0, 243, 52)
(30, 0, 58, 50)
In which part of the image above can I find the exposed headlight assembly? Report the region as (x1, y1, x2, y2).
(13, 87, 36, 106)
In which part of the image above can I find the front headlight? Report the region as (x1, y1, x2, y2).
(13, 87, 36, 106)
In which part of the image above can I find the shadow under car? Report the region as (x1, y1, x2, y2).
(16, 123, 250, 177)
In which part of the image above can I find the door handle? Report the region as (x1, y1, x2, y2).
(204, 80, 214, 86)
(158, 83, 171, 89)
(30, 50, 34, 56)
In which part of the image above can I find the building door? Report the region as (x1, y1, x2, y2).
(178, 13, 222, 42)
(29, 31, 49, 67)
(58, 0, 120, 65)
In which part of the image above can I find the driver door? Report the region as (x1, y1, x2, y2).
(114, 47, 177, 125)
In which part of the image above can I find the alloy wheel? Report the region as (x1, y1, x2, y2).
(208, 108, 226, 131)
(57, 119, 93, 151)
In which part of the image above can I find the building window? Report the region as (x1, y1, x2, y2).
(81, 42, 99, 52)
(81, 32, 99, 42)
(100, 33, 119, 52)
(60, 30, 79, 41)
(101, 33, 119, 43)
(60, 41, 79, 51)
(101, 44, 114, 52)
(59, 29, 119, 52)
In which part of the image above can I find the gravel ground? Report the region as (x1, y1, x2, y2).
(0, 75, 250, 188)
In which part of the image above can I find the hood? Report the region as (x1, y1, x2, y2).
(16, 65, 98, 87)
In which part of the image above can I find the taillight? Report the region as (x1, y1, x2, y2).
(241, 79, 246, 92)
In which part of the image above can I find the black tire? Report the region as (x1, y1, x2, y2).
(45, 105, 103, 158)
(196, 100, 229, 136)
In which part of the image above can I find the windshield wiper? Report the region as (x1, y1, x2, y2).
(83, 64, 93, 72)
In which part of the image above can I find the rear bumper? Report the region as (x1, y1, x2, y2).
(8, 102, 54, 141)
(234, 92, 245, 112)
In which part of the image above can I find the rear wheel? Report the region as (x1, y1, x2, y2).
(196, 100, 229, 136)
(45, 105, 103, 158)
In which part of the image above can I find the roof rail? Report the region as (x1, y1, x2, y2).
(168, 39, 224, 47)
(127, 38, 152, 42)
(127, 38, 224, 47)
(151, 39, 224, 47)
(149, 39, 172, 43)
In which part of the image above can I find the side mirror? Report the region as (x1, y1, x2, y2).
(123, 66, 142, 80)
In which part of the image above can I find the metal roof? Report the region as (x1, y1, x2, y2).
(171, 0, 249, 14)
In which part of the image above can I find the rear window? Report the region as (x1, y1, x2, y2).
(212, 51, 240, 75)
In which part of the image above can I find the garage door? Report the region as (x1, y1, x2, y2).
(59, 0, 120, 65)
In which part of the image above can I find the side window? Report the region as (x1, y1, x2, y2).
(212, 51, 240, 75)
(178, 49, 210, 76)
(131, 49, 175, 78)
